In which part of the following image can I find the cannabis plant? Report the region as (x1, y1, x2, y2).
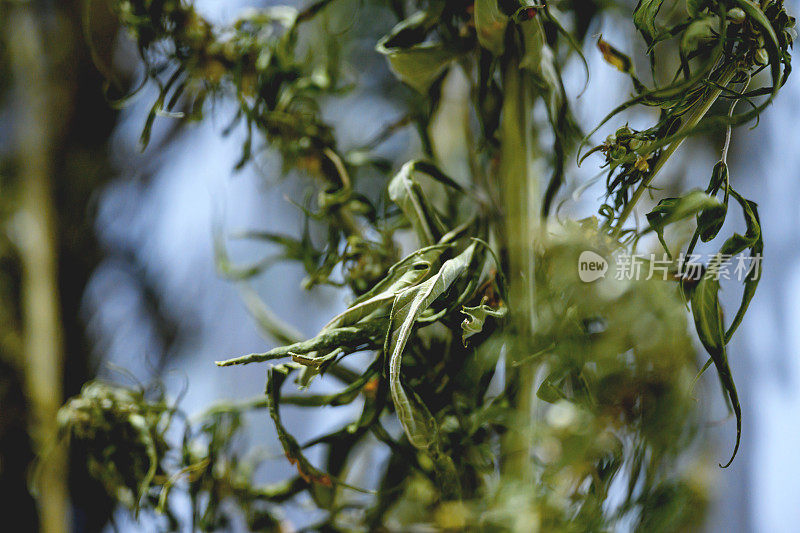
(60, 0, 793, 530)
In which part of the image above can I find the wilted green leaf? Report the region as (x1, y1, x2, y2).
(690, 271, 741, 468)
(646, 190, 722, 252)
(721, 190, 763, 343)
(697, 162, 730, 242)
(324, 245, 449, 330)
(536, 371, 567, 403)
(460, 297, 507, 345)
(475, 0, 509, 55)
(388, 161, 453, 246)
(376, 8, 456, 93)
(216, 320, 387, 367)
(647, 190, 721, 228)
(266, 365, 368, 492)
(385, 243, 478, 449)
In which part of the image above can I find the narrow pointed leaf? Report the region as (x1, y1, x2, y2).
(691, 271, 741, 468)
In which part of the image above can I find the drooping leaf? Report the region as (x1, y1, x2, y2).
(216, 320, 387, 367)
(376, 7, 456, 94)
(646, 191, 722, 252)
(475, 0, 509, 55)
(460, 297, 508, 345)
(379, 44, 454, 94)
(688, 185, 762, 468)
(691, 268, 740, 468)
(266, 365, 369, 493)
(697, 162, 730, 242)
(348, 244, 452, 307)
(324, 245, 449, 330)
(537, 5, 590, 93)
(384, 243, 478, 449)
(722, 190, 763, 343)
(388, 161, 452, 246)
(646, 190, 722, 228)
(267, 364, 334, 488)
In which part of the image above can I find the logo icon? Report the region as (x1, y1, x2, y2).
(578, 251, 608, 282)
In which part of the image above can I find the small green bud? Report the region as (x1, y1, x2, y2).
(755, 48, 769, 65)
(609, 146, 627, 160)
(727, 8, 746, 24)
(615, 125, 632, 138)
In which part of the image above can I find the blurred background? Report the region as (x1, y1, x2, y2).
(0, 0, 797, 531)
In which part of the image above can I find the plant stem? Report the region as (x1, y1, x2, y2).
(7, 6, 70, 532)
(612, 67, 739, 237)
(498, 40, 539, 482)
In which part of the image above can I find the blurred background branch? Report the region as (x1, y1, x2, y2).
(6, 4, 70, 531)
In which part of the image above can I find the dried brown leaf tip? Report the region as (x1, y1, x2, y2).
(597, 36, 634, 73)
(285, 453, 334, 487)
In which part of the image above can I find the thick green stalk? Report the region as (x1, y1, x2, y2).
(498, 43, 539, 482)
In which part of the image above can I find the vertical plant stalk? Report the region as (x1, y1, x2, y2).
(7, 7, 70, 533)
(612, 66, 739, 236)
(498, 46, 539, 482)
